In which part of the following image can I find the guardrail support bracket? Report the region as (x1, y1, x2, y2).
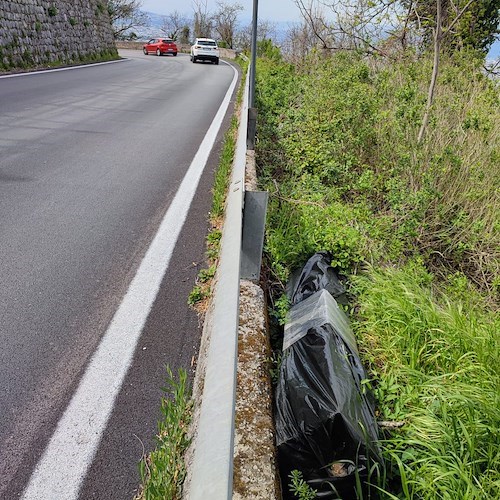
(246, 107, 258, 150)
(241, 190, 268, 281)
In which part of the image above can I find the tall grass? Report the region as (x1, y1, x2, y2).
(371, 56, 500, 294)
(352, 264, 500, 498)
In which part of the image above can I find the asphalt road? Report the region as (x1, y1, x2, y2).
(0, 50, 238, 499)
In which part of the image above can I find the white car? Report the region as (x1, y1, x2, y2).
(190, 38, 220, 65)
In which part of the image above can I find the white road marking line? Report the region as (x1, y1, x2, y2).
(0, 59, 126, 79)
(21, 63, 238, 500)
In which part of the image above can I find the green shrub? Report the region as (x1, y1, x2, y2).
(256, 52, 499, 299)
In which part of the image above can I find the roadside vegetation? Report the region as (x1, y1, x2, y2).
(256, 21, 499, 499)
(135, 367, 192, 500)
(189, 57, 248, 310)
(187, 112, 236, 309)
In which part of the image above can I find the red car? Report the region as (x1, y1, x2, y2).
(143, 38, 178, 56)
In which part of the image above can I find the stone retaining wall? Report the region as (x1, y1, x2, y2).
(0, 0, 116, 71)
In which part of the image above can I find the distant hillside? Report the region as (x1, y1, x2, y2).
(127, 11, 165, 40)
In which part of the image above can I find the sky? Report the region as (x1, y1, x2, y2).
(140, 0, 302, 23)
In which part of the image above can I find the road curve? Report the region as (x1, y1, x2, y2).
(0, 50, 238, 499)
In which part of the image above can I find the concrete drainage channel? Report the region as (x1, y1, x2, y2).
(183, 71, 279, 499)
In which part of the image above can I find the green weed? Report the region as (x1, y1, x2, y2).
(205, 229, 221, 260)
(270, 293, 290, 326)
(136, 367, 192, 500)
(187, 285, 210, 306)
(289, 470, 317, 500)
(197, 264, 216, 283)
(188, 62, 246, 309)
(211, 116, 237, 220)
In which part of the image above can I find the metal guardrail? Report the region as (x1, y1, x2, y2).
(188, 69, 250, 499)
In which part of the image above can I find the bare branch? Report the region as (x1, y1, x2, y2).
(213, 1, 243, 48)
(107, 0, 149, 39)
(192, 0, 213, 38)
(161, 11, 190, 40)
(418, 0, 442, 144)
(445, 0, 475, 35)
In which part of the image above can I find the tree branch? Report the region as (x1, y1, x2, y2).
(446, 0, 474, 34)
(418, 0, 442, 144)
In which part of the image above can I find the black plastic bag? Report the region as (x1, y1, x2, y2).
(286, 251, 348, 306)
(276, 254, 382, 499)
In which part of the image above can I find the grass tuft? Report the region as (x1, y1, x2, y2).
(136, 367, 192, 500)
(211, 115, 238, 219)
(188, 61, 245, 311)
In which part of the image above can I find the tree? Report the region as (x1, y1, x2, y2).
(293, 1, 332, 52)
(236, 19, 277, 51)
(455, 0, 499, 53)
(283, 17, 329, 62)
(401, 0, 500, 53)
(179, 26, 192, 45)
(161, 11, 190, 41)
(107, 0, 149, 39)
(213, 1, 244, 48)
(295, 1, 498, 57)
(257, 38, 282, 60)
(417, 0, 477, 143)
(294, 0, 403, 57)
(193, 0, 213, 38)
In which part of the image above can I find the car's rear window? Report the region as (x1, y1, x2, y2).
(162, 39, 174, 43)
(198, 40, 216, 46)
